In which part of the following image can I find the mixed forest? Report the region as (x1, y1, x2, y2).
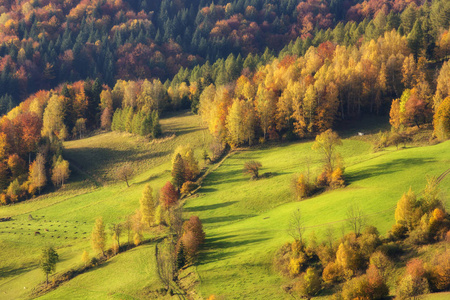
(0, 0, 450, 299)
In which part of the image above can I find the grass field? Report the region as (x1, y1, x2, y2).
(182, 139, 450, 299)
(0, 111, 449, 299)
(0, 112, 210, 300)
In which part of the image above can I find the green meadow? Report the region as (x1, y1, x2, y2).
(0, 111, 448, 299)
(0, 112, 210, 299)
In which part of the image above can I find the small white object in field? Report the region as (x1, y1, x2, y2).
(358, 132, 364, 136)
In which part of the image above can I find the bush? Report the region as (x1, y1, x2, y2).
(330, 167, 345, 189)
(396, 275, 429, 300)
(296, 268, 322, 296)
(289, 257, 304, 277)
(180, 181, 198, 195)
(372, 131, 389, 152)
(428, 250, 450, 291)
(366, 264, 389, 299)
(295, 173, 314, 199)
(335, 242, 362, 273)
(396, 259, 429, 299)
(359, 231, 381, 259)
(322, 262, 343, 283)
(377, 242, 403, 259)
(389, 224, 408, 240)
(243, 160, 262, 179)
(369, 251, 393, 280)
(341, 275, 370, 300)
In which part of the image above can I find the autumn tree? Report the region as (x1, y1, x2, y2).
(346, 204, 366, 236)
(287, 209, 305, 243)
(312, 129, 343, 172)
(28, 153, 46, 194)
(226, 99, 246, 147)
(140, 184, 156, 229)
(116, 163, 134, 187)
(109, 223, 122, 255)
(51, 156, 70, 187)
(100, 107, 113, 131)
(394, 188, 422, 231)
(243, 160, 262, 179)
(42, 94, 65, 142)
(171, 153, 185, 190)
(433, 96, 450, 141)
(396, 259, 429, 299)
(159, 181, 179, 209)
(172, 145, 199, 181)
(40, 247, 59, 285)
(7, 154, 26, 180)
(91, 217, 106, 256)
(255, 85, 276, 140)
(298, 267, 322, 297)
(181, 216, 205, 262)
(81, 251, 90, 267)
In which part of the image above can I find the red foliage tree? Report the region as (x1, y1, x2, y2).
(159, 181, 179, 209)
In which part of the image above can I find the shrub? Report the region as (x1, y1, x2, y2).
(322, 262, 344, 283)
(243, 160, 262, 179)
(406, 227, 429, 245)
(295, 173, 314, 199)
(316, 244, 335, 266)
(341, 275, 370, 300)
(180, 181, 198, 195)
(377, 242, 403, 259)
(372, 131, 389, 151)
(428, 250, 450, 291)
(366, 264, 389, 299)
(396, 259, 429, 299)
(369, 251, 393, 280)
(330, 167, 345, 189)
(316, 169, 331, 187)
(389, 224, 408, 240)
(295, 268, 322, 296)
(359, 231, 381, 259)
(335, 242, 361, 273)
(396, 274, 429, 299)
(289, 256, 304, 277)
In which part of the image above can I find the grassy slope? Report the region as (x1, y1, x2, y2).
(1, 111, 448, 299)
(0, 112, 211, 300)
(183, 140, 450, 299)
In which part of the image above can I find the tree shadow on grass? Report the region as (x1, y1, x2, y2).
(197, 187, 217, 193)
(198, 234, 270, 265)
(346, 157, 436, 184)
(184, 201, 238, 212)
(200, 214, 254, 224)
(0, 264, 35, 279)
(64, 147, 170, 179)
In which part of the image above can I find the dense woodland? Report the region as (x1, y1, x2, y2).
(0, 0, 449, 108)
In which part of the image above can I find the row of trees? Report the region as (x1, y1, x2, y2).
(277, 176, 450, 298)
(197, 29, 437, 147)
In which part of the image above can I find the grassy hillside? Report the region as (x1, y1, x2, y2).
(183, 140, 450, 299)
(0, 112, 210, 299)
(0, 111, 448, 299)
